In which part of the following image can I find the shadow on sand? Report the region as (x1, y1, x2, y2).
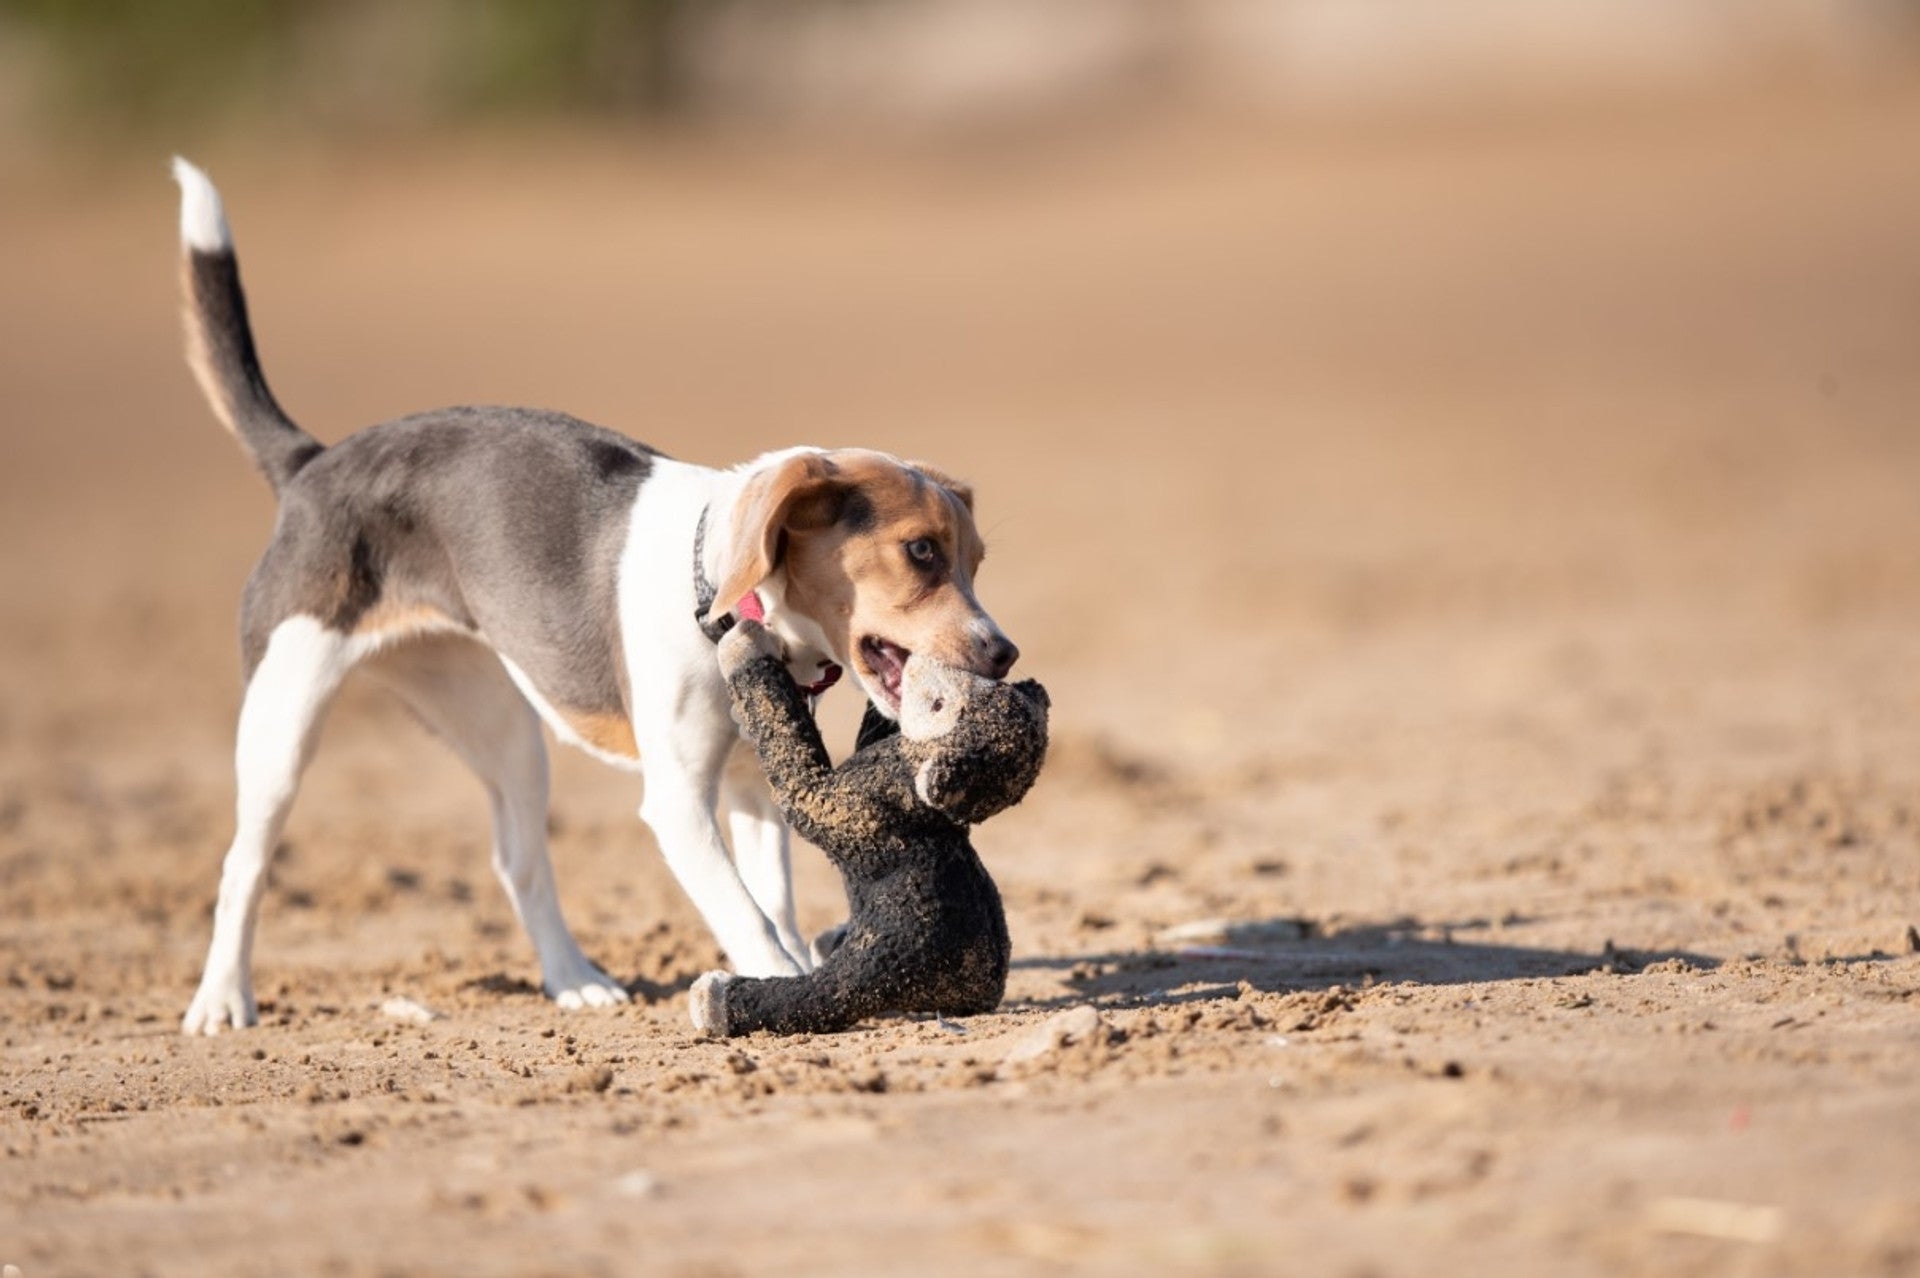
(1009, 916, 1721, 1010)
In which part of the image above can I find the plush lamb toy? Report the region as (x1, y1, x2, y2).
(689, 619, 1050, 1037)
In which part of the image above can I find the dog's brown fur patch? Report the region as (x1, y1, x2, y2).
(349, 601, 465, 641)
(561, 708, 640, 760)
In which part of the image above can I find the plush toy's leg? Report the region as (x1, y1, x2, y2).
(688, 970, 733, 1036)
(689, 957, 880, 1037)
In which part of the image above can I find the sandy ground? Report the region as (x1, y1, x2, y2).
(4, 84, 1920, 1277)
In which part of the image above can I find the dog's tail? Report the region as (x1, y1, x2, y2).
(172, 157, 322, 494)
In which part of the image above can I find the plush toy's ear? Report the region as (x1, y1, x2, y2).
(907, 461, 974, 513)
(708, 453, 846, 625)
(914, 758, 953, 809)
(1012, 679, 1051, 717)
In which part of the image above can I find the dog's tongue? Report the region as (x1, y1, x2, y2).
(739, 592, 839, 696)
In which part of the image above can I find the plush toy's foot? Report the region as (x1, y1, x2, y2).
(688, 970, 734, 1037)
(809, 923, 850, 967)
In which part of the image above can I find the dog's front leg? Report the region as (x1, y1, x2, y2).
(639, 707, 805, 979)
(721, 743, 811, 972)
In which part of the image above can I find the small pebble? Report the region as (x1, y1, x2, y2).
(568, 1066, 615, 1094)
(1158, 919, 1232, 945)
(1003, 1005, 1105, 1065)
(613, 1170, 661, 1199)
(1158, 918, 1309, 947)
(379, 997, 439, 1026)
(1646, 1196, 1781, 1243)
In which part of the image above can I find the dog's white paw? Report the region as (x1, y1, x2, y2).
(182, 979, 257, 1036)
(730, 935, 806, 979)
(777, 929, 816, 973)
(544, 958, 631, 1010)
(688, 970, 733, 1037)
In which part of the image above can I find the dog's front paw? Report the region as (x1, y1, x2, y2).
(182, 977, 257, 1036)
(717, 619, 785, 679)
(688, 970, 734, 1037)
(543, 955, 632, 1010)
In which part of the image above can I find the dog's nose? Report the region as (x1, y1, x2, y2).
(981, 635, 1020, 679)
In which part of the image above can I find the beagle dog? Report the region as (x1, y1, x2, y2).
(169, 159, 1018, 1034)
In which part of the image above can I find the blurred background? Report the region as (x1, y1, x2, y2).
(6, 0, 1920, 905)
(5, 0, 1919, 755)
(4, 0, 1919, 855)
(2, 0, 1917, 145)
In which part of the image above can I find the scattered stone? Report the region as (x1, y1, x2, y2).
(1157, 918, 1309, 947)
(1003, 1005, 1107, 1065)
(1646, 1197, 1781, 1243)
(612, 1169, 661, 1199)
(379, 997, 439, 1026)
(1158, 918, 1231, 945)
(567, 1066, 615, 1095)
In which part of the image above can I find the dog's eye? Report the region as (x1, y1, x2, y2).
(905, 537, 937, 566)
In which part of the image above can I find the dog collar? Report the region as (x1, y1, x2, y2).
(693, 505, 843, 697)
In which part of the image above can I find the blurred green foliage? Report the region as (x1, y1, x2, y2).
(0, 0, 687, 134)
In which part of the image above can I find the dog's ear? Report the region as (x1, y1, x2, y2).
(908, 461, 974, 513)
(708, 453, 845, 624)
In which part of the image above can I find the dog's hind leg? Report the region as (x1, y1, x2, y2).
(721, 744, 811, 972)
(183, 617, 354, 1034)
(366, 636, 629, 1010)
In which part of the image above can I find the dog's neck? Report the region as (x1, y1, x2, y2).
(691, 501, 743, 644)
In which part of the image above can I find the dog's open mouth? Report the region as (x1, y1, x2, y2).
(858, 636, 911, 710)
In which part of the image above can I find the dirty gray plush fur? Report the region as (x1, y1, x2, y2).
(698, 621, 1049, 1037)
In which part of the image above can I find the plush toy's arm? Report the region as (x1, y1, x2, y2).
(854, 700, 901, 752)
(719, 624, 886, 848)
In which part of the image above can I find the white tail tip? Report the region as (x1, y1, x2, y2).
(171, 156, 231, 253)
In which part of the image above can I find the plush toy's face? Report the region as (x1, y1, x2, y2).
(897, 660, 1050, 825)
